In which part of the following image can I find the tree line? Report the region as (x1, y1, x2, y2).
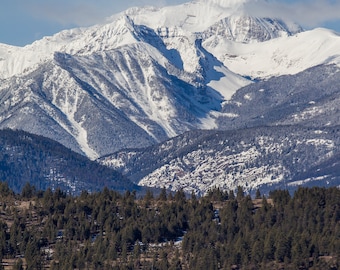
(0, 181, 339, 269)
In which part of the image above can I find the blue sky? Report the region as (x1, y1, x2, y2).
(1, 0, 340, 46)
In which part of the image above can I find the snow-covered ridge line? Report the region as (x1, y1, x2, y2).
(207, 27, 340, 79)
(0, 0, 313, 80)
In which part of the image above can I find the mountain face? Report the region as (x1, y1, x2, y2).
(217, 64, 340, 130)
(1, 1, 340, 193)
(1, 0, 338, 160)
(99, 64, 340, 195)
(0, 41, 239, 158)
(0, 13, 250, 158)
(0, 129, 138, 195)
(99, 126, 340, 195)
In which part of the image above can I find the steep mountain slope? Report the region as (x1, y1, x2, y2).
(99, 126, 340, 195)
(98, 63, 340, 195)
(0, 34, 245, 157)
(0, 129, 138, 194)
(217, 64, 340, 129)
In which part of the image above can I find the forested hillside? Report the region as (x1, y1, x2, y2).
(0, 129, 138, 194)
(0, 183, 339, 269)
(100, 126, 340, 195)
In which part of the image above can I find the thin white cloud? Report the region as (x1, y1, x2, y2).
(24, 1, 118, 26)
(244, 0, 340, 28)
(23, 0, 175, 27)
(22, 0, 340, 30)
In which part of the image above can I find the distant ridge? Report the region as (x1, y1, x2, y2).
(0, 129, 138, 194)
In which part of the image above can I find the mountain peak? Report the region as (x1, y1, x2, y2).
(203, 14, 303, 43)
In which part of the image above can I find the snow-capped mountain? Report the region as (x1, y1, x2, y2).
(1, 0, 340, 163)
(0, 32, 246, 158)
(0, 0, 306, 80)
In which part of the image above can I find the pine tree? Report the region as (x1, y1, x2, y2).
(143, 189, 154, 207)
(255, 189, 261, 199)
(236, 186, 245, 201)
(251, 239, 264, 265)
(25, 238, 42, 270)
(158, 187, 167, 201)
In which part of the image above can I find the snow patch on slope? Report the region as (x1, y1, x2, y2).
(45, 66, 99, 159)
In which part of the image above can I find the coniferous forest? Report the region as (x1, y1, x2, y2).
(0, 182, 339, 269)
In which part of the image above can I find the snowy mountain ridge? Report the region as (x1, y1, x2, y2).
(0, 0, 317, 80)
(0, 0, 338, 81)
